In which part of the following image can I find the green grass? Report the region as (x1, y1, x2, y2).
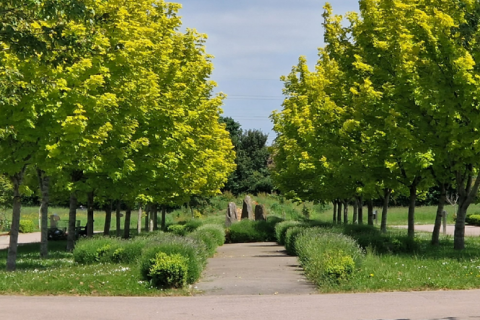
(0, 241, 193, 296)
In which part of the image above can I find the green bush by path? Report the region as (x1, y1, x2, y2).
(284, 225, 308, 256)
(295, 228, 364, 286)
(227, 217, 282, 243)
(145, 252, 188, 288)
(19, 220, 34, 233)
(188, 229, 218, 257)
(141, 235, 207, 284)
(167, 224, 187, 236)
(196, 224, 225, 246)
(275, 220, 301, 245)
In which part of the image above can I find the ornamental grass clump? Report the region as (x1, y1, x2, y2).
(295, 228, 364, 285)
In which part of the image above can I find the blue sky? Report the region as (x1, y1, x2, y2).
(178, 0, 360, 144)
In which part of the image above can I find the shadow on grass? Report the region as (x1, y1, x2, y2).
(0, 241, 72, 271)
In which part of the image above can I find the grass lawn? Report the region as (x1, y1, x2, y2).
(317, 230, 480, 293)
(0, 241, 194, 296)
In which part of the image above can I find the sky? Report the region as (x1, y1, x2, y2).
(177, 0, 360, 144)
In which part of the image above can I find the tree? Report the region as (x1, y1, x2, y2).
(221, 117, 271, 195)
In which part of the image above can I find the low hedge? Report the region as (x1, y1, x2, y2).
(275, 220, 301, 245)
(284, 225, 308, 256)
(227, 217, 281, 243)
(295, 228, 364, 285)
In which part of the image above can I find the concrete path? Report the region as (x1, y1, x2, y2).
(196, 242, 316, 295)
(0, 232, 41, 250)
(1, 290, 480, 320)
(394, 224, 480, 236)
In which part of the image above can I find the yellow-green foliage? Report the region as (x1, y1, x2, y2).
(147, 252, 188, 289)
(19, 220, 34, 233)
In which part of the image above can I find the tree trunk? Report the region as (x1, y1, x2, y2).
(407, 183, 418, 239)
(353, 198, 358, 224)
(115, 200, 121, 237)
(380, 188, 391, 233)
(103, 200, 112, 236)
(87, 191, 94, 237)
(332, 201, 337, 223)
(161, 206, 166, 231)
(367, 199, 374, 226)
(137, 204, 142, 235)
(337, 201, 342, 224)
(37, 169, 49, 259)
(144, 205, 149, 232)
(432, 183, 447, 246)
(454, 167, 480, 250)
(124, 205, 131, 239)
(358, 196, 364, 224)
(6, 170, 25, 271)
(149, 206, 154, 232)
(153, 204, 158, 231)
(343, 200, 348, 224)
(66, 191, 77, 252)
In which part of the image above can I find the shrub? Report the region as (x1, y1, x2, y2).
(227, 219, 278, 243)
(19, 220, 34, 233)
(295, 228, 364, 285)
(111, 239, 146, 263)
(188, 229, 218, 256)
(184, 219, 203, 232)
(145, 252, 188, 288)
(141, 235, 207, 284)
(167, 224, 187, 236)
(275, 220, 301, 245)
(196, 224, 225, 246)
(466, 214, 480, 226)
(73, 238, 119, 264)
(284, 225, 308, 256)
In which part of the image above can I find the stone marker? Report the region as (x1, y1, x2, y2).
(241, 196, 254, 220)
(225, 202, 238, 227)
(255, 204, 267, 221)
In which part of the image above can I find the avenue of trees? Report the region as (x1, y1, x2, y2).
(0, 0, 236, 271)
(271, 0, 480, 250)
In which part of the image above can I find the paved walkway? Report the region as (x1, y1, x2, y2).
(1, 290, 480, 320)
(394, 224, 480, 236)
(196, 242, 316, 295)
(0, 232, 41, 250)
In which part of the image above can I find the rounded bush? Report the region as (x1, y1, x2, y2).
(141, 235, 207, 284)
(284, 225, 308, 256)
(167, 224, 187, 236)
(196, 224, 225, 246)
(275, 220, 300, 245)
(228, 220, 272, 243)
(73, 238, 119, 264)
(19, 220, 34, 233)
(146, 252, 188, 288)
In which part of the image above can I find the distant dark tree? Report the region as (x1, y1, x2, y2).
(220, 117, 272, 195)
